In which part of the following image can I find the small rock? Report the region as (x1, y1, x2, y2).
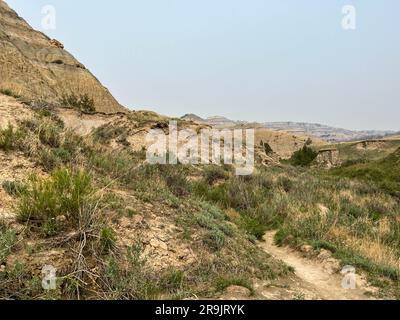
(177, 249, 189, 259)
(49, 39, 64, 49)
(126, 206, 136, 214)
(76, 62, 86, 69)
(157, 233, 169, 242)
(149, 239, 168, 251)
(285, 235, 295, 244)
(119, 217, 132, 229)
(12, 224, 25, 235)
(318, 204, 329, 217)
(323, 258, 341, 274)
(300, 245, 313, 254)
(317, 249, 332, 260)
(132, 215, 144, 226)
(224, 285, 252, 298)
(56, 215, 66, 223)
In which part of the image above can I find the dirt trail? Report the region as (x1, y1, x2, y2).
(257, 231, 375, 300)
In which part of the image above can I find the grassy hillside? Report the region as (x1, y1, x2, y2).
(190, 164, 400, 298)
(330, 148, 400, 196)
(322, 139, 400, 163)
(255, 128, 323, 159)
(0, 103, 290, 300)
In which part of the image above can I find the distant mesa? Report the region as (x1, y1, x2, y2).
(181, 114, 396, 143)
(181, 114, 206, 123)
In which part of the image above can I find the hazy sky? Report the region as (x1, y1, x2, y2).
(6, 0, 400, 130)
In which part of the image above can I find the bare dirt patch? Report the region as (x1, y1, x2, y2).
(257, 231, 377, 300)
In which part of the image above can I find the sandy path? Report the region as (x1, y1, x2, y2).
(258, 231, 374, 300)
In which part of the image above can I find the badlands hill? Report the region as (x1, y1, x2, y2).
(182, 114, 325, 159)
(0, 1, 126, 114)
(263, 122, 395, 143)
(182, 114, 395, 142)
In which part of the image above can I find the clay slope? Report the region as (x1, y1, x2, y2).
(0, 1, 126, 114)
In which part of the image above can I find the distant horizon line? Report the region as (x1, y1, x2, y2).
(174, 112, 399, 133)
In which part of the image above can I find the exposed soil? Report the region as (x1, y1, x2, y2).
(256, 231, 376, 300)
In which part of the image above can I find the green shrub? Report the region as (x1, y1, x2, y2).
(203, 229, 225, 251)
(0, 228, 16, 264)
(289, 145, 318, 166)
(215, 276, 254, 295)
(0, 88, 20, 98)
(194, 182, 228, 206)
(255, 199, 287, 228)
(17, 168, 94, 235)
(196, 212, 217, 230)
(161, 269, 186, 294)
(62, 131, 84, 155)
(38, 121, 61, 148)
(38, 148, 61, 171)
(311, 240, 338, 253)
(145, 165, 193, 197)
(277, 176, 293, 192)
(52, 148, 72, 163)
(41, 219, 59, 237)
(195, 170, 276, 239)
(18, 114, 67, 170)
(254, 173, 274, 190)
(225, 179, 265, 210)
(100, 227, 117, 254)
(129, 164, 191, 199)
(103, 243, 161, 299)
(240, 215, 267, 240)
(126, 207, 138, 218)
(274, 227, 293, 246)
(195, 208, 232, 233)
(35, 108, 65, 128)
(2, 180, 26, 197)
(93, 125, 126, 144)
(61, 93, 95, 113)
(260, 140, 273, 155)
(38, 146, 77, 172)
(0, 261, 46, 300)
(218, 222, 235, 237)
(203, 165, 228, 184)
(88, 148, 144, 183)
(198, 202, 225, 220)
(0, 124, 24, 151)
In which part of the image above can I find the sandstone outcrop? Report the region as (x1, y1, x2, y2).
(315, 148, 340, 168)
(0, 1, 127, 114)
